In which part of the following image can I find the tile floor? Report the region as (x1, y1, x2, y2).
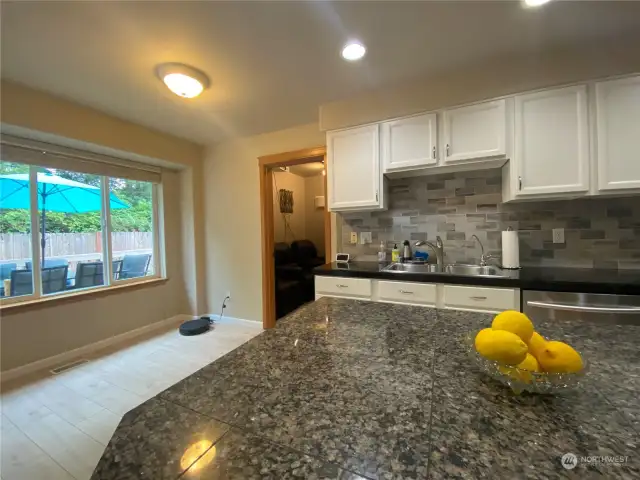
(0, 317, 263, 480)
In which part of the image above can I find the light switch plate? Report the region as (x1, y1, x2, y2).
(350, 232, 358, 244)
(552, 228, 565, 244)
(360, 232, 372, 244)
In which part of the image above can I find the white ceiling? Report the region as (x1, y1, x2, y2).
(2, 1, 639, 145)
(289, 162, 324, 178)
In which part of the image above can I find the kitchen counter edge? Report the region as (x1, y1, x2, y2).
(314, 262, 640, 296)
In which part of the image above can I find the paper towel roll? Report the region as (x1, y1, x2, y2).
(502, 230, 520, 269)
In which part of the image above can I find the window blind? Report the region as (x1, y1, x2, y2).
(0, 135, 162, 183)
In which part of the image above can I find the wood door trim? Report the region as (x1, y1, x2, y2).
(258, 146, 328, 329)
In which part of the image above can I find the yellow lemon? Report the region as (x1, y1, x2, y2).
(498, 353, 540, 384)
(516, 353, 541, 383)
(536, 341, 583, 373)
(527, 331, 547, 360)
(475, 329, 528, 366)
(474, 328, 494, 350)
(492, 310, 534, 343)
(518, 352, 540, 372)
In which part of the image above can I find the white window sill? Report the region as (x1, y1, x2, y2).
(0, 277, 169, 313)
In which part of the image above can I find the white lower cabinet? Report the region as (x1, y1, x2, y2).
(376, 280, 437, 306)
(314, 276, 372, 300)
(442, 285, 520, 313)
(315, 276, 520, 312)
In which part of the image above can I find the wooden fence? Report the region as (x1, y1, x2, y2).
(0, 232, 152, 262)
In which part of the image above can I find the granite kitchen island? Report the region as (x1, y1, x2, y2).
(92, 297, 639, 479)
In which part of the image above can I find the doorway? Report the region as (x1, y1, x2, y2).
(258, 146, 330, 329)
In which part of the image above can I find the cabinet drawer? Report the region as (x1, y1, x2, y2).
(315, 276, 372, 298)
(443, 285, 519, 312)
(377, 281, 436, 305)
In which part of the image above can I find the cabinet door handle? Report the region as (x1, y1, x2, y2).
(527, 301, 640, 314)
(399, 290, 414, 295)
(470, 296, 487, 301)
(432, 146, 436, 159)
(336, 284, 348, 288)
(446, 144, 450, 156)
(518, 176, 522, 191)
(376, 190, 379, 202)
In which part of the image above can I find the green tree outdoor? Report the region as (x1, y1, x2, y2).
(0, 162, 153, 233)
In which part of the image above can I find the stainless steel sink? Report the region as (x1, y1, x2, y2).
(383, 262, 508, 277)
(444, 264, 505, 277)
(383, 263, 443, 273)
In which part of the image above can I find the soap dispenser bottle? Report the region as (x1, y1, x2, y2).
(377, 241, 387, 263)
(391, 244, 400, 263)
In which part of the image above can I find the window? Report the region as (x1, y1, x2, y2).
(0, 161, 34, 298)
(109, 178, 156, 281)
(0, 141, 163, 305)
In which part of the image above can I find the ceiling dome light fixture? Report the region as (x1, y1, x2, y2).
(524, 0, 552, 7)
(341, 41, 366, 61)
(155, 63, 210, 98)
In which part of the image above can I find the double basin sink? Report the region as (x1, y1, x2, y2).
(383, 262, 507, 277)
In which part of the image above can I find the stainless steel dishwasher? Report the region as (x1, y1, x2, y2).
(523, 291, 640, 325)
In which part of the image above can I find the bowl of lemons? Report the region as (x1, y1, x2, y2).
(470, 310, 587, 395)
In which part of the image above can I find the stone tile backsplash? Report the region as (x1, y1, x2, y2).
(340, 169, 640, 269)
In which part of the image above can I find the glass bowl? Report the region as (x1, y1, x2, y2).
(465, 333, 588, 395)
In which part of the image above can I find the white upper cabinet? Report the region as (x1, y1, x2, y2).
(442, 99, 507, 163)
(513, 85, 590, 197)
(381, 113, 437, 172)
(327, 124, 385, 211)
(595, 75, 640, 192)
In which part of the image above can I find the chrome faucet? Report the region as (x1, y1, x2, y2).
(471, 234, 500, 267)
(414, 236, 444, 267)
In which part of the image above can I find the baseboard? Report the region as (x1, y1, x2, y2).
(1, 313, 192, 384)
(204, 314, 262, 325)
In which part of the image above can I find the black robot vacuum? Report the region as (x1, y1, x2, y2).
(179, 317, 212, 336)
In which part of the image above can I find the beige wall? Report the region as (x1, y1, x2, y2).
(320, 37, 640, 131)
(179, 162, 207, 315)
(304, 174, 325, 255)
(0, 171, 189, 371)
(1, 80, 203, 167)
(273, 171, 306, 244)
(204, 123, 324, 322)
(0, 83, 206, 372)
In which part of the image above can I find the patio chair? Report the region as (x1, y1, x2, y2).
(112, 259, 123, 280)
(0, 263, 17, 281)
(74, 260, 123, 288)
(10, 266, 68, 296)
(74, 261, 104, 289)
(26, 258, 69, 270)
(119, 254, 151, 279)
(10, 270, 34, 296)
(42, 266, 69, 294)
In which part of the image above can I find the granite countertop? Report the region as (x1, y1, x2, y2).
(315, 261, 640, 295)
(93, 298, 639, 479)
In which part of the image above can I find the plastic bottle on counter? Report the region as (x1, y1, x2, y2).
(377, 241, 387, 263)
(391, 244, 400, 263)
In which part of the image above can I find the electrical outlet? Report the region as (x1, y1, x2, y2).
(350, 232, 358, 244)
(552, 228, 565, 244)
(360, 232, 372, 244)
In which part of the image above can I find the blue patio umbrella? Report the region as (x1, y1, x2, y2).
(0, 172, 129, 267)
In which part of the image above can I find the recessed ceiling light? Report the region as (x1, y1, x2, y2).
(341, 42, 366, 61)
(155, 63, 210, 98)
(524, 0, 552, 7)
